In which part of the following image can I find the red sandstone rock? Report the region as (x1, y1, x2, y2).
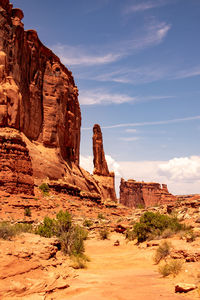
(93, 124, 117, 202)
(119, 178, 177, 208)
(0, 128, 34, 195)
(0, 0, 114, 202)
(93, 124, 109, 176)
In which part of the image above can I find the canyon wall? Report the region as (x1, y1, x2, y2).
(0, 0, 116, 201)
(120, 178, 177, 208)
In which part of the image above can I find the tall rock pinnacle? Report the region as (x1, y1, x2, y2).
(93, 124, 110, 176)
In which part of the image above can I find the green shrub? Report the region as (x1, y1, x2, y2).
(39, 183, 50, 196)
(36, 210, 88, 257)
(98, 213, 105, 220)
(14, 223, 33, 233)
(158, 259, 182, 277)
(24, 207, 31, 217)
(132, 212, 185, 243)
(99, 227, 109, 240)
(154, 241, 171, 264)
(83, 219, 93, 228)
(0, 222, 33, 240)
(55, 210, 72, 236)
(35, 217, 55, 237)
(70, 254, 89, 269)
(179, 229, 196, 242)
(0, 222, 16, 240)
(125, 228, 136, 241)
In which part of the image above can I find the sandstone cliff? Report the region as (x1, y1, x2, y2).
(119, 178, 177, 208)
(0, 0, 116, 201)
(93, 124, 117, 202)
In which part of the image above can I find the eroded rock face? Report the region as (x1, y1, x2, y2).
(0, 0, 81, 164)
(93, 124, 117, 202)
(0, 1, 117, 202)
(0, 128, 34, 195)
(93, 124, 110, 176)
(119, 178, 176, 208)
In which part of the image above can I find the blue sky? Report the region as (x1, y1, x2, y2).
(12, 0, 200, 195)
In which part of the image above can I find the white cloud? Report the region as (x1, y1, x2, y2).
(99, 115, 200, 129)
(174, 66, 200, 79)
(125, 129, 137, 133)
(51, 21, 171, 67)
(80, 155, 93, 173)
(118, 157, 200, 195)
(80, 154, 200, 196)
(80, 154, 121, 177)
(120, 137, 140, 142)
(159, 156, 200, 181)
(52, 44, 121, 66)
(123, 0, 169, 14)
(79, 89, 135, 105)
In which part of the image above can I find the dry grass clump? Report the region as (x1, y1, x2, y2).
(0, 222, 33, 240)
(70, 254, 90, 269)
(99, 227, 109, 240)
(158, 259, 182, 277)
(154, 241, 171, 264)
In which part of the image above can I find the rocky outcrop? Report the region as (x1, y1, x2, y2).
(93, 124, 110, 176)
(119, 179, 176, 208)
(0, 0, 81, 164)
(93, 124, 117, 202)
(0, 233, 72, 298)
(0, 128, 34, 195)
(0, 0, 114, 201)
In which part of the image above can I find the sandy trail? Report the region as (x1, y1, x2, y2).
(50, 234, 196, 300)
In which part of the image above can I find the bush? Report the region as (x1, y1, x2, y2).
(35, 217, 55, 238)
(132, 212, 185, 243)
(158, 259, 182, 277)
(179, 229, 196, 242)
(154, 241, 171, 264)
(24, 207, 31, 217)
(0, 222, 33, 240)
(125, 228, 136, 241)
(83, 219, 93, 228)
(98, 213, 105, 220)
(36, 210, 88, 257)
(70, 254, 89, 269)
(0, 222, 16, 240)
(39, 183, 50, 196)
(99, 227, 109, 240)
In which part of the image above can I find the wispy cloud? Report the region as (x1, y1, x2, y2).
(125, 129, 137, 133)
(79, 89, 173, 106)
(52, 44, 121, 66)
(120, 137, 140, 142)
(82, 115, 200, 130)
(52, 21, 171, 67)
(79, 89, 135, 105)
(174, 66, 200, 79)
(123, 0, 170, 14)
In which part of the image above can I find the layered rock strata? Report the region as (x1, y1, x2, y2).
(119, 178, 176, 208)
(0, 0, 116, 201)
(0, 128, 34, 195)
(93, 124, 117, 202)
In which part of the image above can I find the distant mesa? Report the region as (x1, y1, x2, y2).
(119, 178, 177, 208)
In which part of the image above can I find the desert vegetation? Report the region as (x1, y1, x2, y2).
(126, 211, 191, 243)
(36, 210, 89, 268)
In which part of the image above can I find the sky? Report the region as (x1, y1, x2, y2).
(12, 0, 200, 195)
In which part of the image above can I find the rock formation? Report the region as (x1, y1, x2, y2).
(92, 124, 117, 202)
(93, 124, 110, 176)
(0, 0, 117, 201)
(119, 178, 177, 208)
(0, 128, 34, 195)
